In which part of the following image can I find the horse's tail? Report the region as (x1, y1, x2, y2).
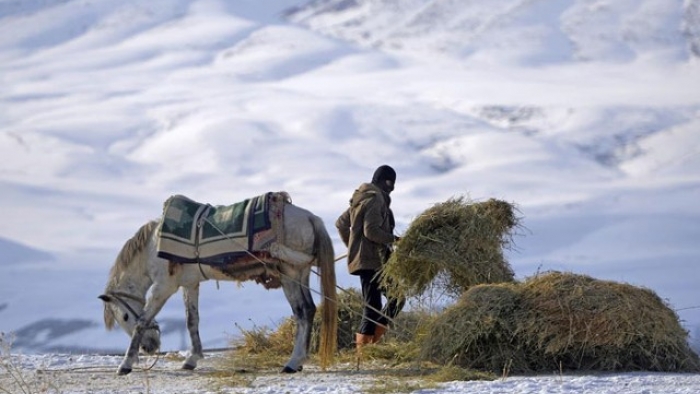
(311, 214, 337, 369)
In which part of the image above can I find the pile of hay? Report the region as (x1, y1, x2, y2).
(422, 271, 700, 373)
(380, 197, 519, 298)
(422, 283, 526, 372)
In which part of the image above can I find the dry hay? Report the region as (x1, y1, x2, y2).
(518, 271, 700, 371)
(422, 283, 527, 372)
(311, 288, 433, 351)
(230, 288, 438, 367)
(231, 293, 357, 368)
(227, 320, 297, 369)
(243, 287, 411, 357)
(380, 197, 518, 298)
(422, 271, 700, 373)
(235, 319, 296, 357)
(311, 287, 365, 351)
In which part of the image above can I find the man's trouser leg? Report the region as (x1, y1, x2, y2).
(357, 270, 383, 347)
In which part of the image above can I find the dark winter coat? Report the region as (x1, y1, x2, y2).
(336, 182, 395, 275)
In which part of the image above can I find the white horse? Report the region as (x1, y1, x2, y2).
(98, 200, 337, 375)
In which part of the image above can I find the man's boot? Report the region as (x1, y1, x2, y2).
(355, 333, 374, 369)
(373, 325, 387, 343)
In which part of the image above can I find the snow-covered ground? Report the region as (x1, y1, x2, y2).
(1, 0, 699, 373)
(2, 353, 700, 394)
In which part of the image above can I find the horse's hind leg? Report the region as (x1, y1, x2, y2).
(182, 283, 204, 370)
(280, 266, 316, 373)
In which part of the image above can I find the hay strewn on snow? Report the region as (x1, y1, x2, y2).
(423, 271, 700, 373)
(380, 197, 518, 298)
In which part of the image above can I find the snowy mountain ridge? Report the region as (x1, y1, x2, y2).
(287, 0, 700, 65)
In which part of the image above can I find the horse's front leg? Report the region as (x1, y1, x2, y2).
(182, 283, 203, 370)
(280, 268, 316, 373)
(118, 284, 177, 375)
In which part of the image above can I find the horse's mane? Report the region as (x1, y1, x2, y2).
(103, 220, 158, 329)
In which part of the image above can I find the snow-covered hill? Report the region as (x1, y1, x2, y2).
(287, 0, 700, 65)
(0, 0, 699, 356)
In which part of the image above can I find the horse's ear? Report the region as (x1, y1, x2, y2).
(98, 294, 112, 302)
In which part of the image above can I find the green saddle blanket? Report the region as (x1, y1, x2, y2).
(156, 192, 285, 264)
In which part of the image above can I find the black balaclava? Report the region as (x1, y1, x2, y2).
(371, 165, 396, 194)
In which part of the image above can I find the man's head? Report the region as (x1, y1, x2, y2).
(371, 165, 396, 194)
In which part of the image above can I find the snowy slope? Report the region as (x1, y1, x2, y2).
(287, 0, 700, 64)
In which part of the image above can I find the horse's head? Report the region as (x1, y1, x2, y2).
(98, 292, 161, 354)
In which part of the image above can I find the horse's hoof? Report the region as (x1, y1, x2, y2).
(118, 367, 132, 376)
(280, 365, 299, 374)
(182, 364, 196, 371)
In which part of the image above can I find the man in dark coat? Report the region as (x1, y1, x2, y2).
(336, 165, 405, 349)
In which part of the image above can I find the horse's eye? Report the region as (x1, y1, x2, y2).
(123, 313, 129, 322)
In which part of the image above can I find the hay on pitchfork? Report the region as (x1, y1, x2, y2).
(380, 197, 519, 299)
(422, 271, 700, 373)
